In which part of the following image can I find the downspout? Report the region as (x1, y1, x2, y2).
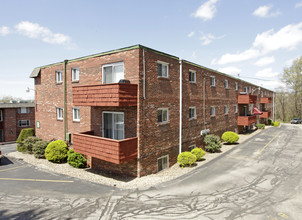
(179, 58, 182, 154)
(143, 49, 146, 99)
(64, 59, 68, 141)
(273, 92, 275, 121)
(203, 77, 206, 129)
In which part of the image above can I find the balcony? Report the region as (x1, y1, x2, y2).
(73, 131, 137, 164)
(260, 97, 272, 104)
(260, 111, 271, 118)
(237, 115, 257, 126)
(238, 94, 257, 104)
(72, 83, 137, 107)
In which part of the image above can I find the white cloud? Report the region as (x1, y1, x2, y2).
(200, 33, 224, 45)
(0, 26, 10, 36)
(188, 31, 195, 38)
(15, 21, 73, 47)
(295, 1, 302, 8)
(254, 56, 275, 66)
(253, 5, 281, 17)
(255, 68, 279, 78)
(213, 22, 302, 65)
(218, 66, 242, 75)
(254, 79, 284, 91)
(192, 0, 218, 21)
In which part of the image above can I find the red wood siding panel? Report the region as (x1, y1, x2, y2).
(73, 131, 137, 164)
(260, 111, 271, 118)
(72, 83, 138, 107)
(237, 115, 257, 126)
(238, 95, 257, 104)
(260, 97, 272, 104)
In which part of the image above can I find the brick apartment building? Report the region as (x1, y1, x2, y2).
(30, 45, 274, 177)
(0, 102, 35, 143)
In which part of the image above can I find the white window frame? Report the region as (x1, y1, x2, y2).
(210, 106, 215, 117)
(18, 120, 30, 127)
(73, 107, 80, 122)
(189, 70, 196, 83)
(189, 144, 196, 151)
(102, 111, 125, 140)
(56, 70, 63, 83)
(157, 61, 169, 78)
(0, 110, 3, 121)
(225, 80, 229, 89)
(72, 68, 80, 82)
(157, 155, 169, 172)
(57, 107, 63, 120)
(189, 107, 196, 119)
(224, 105, 229, 114)
(235, 105, 238, 113)
(244, 86, 248, 93)
(210, 76, 216, 87)
(18, 107, 30, 114)
(102, 62, 124, 84)
(158, 108, 169, 123)
(235, 82, 238, 91)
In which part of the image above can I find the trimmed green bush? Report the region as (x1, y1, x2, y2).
(45, 140, 68, 163)
(33, 140, 50, 158)
(16, 128, 35, 152)
(191, 147, 205, 161)
(23, 136, 42, 153)
(268, 119, 274, 126)
(221, 131, 239, 144)
(67, 149, 87, 168)
(204, 134, 222, 153)
(177, 152, 197, 168)
(256, 124, 265, 129)
(273, 121, 280, 127)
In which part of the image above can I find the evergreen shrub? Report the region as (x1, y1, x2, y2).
(256, 124, 265, 129)
(177, 152, 196, 168)
(45, 140, 68, 163)
(67, 149, 87, 168)
(191, 147, 205, 161)
(221, 131, 239, 144)
(204, 134, 222, 153)
(33, 140, 50, 158)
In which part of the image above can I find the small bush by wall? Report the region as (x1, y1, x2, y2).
(23, 137, 42, 153)
(33, 140, 50, 159)
(191, 148, 205, 161)
(268, 119, 273, 125)
(256, 124, 265, 129)
(16, 128, 35, 152)
(67, 149, 87, 168)
(273, 121, 280, 127)
(177, 152, 197, 168)
(45, 140, 68, 163)
(204, 134, 222, 153)
(221, 131, 239, 144)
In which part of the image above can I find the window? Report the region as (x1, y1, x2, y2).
(72, 68, 79, 82)
(18, 107, 30, 114)
(235, 82, 238, 91)
(224, 105, 228, 114)
(158, 108, 169, 123)
(0, 110, 2, 121)
(56, 70, 63, 83)
(235, 105, 238, 113)
(157, 61, 169, 78)
(210, 76, 215, 86)
(103, 112, 124, 140)
(225, 80, 229, 89)
(157, 155, 169, 172)
(244, 87, 247, 93)
(57, 107, 63, 120)
(18, 120, 30, 127)
(189, 70, 196, 83)
(36, 121, 40, 129)
(73, 107, 80, 122)
(189, 107, 196, 119)
(210, 106, 215, 116)
(189, 145, 196, 151)
(102, 62, 124, 84)
(261, 91, 263, 97)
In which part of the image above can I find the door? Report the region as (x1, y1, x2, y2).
(0, 130, 3, 142)
(103, 112, 124, 140)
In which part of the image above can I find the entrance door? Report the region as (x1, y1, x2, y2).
(103, 112, 124, 140)
(0, 130, 3, 142)
(243, 106, 248, 116)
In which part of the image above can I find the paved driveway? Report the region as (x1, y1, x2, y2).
(1, 124, 302, 219)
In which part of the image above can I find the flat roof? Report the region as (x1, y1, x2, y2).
(0, 102, 35, 109)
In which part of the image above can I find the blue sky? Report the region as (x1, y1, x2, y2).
(1, 0, 302, 99)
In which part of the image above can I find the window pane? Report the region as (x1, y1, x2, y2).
(157, 64, 162, 76)
(103, 113, 113, 139)
(114, 65, 124, 83)
(158, 110, 162, 122)
(162, 110, 167, 122)
(163, 157, 168, 169)
(158, 158, 163, 171)
(162, 65, 168, 77)
(114, 113, 124, 140)
(103, 66, 113, 84)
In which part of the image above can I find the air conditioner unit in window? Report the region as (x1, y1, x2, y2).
(201, 129, 210, 136)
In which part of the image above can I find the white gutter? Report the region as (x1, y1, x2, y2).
(179, 58, 182, 154)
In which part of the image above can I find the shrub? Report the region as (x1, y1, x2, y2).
(67, 149, 87, 168)
(256, 124, 265, 129)
(177, 152, 197, 168)
(191, 148, 205, 161)
(16, 128, 35, 152)
(45, 140, 69, 163)
(33, 140, 50, 158)
(273, 121, 280, 127)
(268, 119, 274, 126)
(204, 134, 222, 153)
(221, 131, 239, 144)
(23, 136, 42, 153)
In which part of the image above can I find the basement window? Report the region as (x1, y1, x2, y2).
(157, 61, 169, 78)
(57, 107, 63, 120)
(189, 144, 196, 151)
(157, 155, 169, 172)
(18, 120, 30, 127)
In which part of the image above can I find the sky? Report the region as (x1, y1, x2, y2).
(1, 0, 302, 99)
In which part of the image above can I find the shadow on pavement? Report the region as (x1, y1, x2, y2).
(0, 157, 14, 166)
